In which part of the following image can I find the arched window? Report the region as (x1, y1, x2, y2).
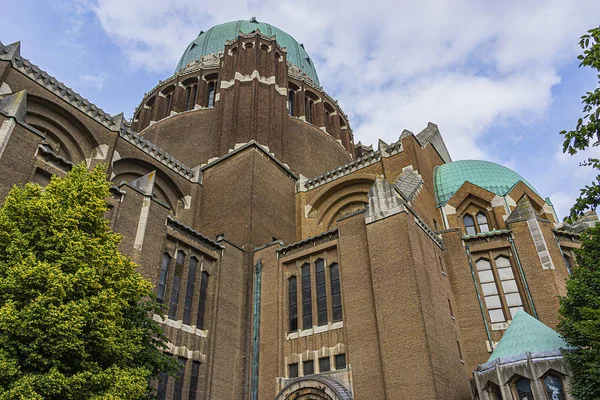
(157, 253, 171, 304)
(288, 89, 295, 116)
(185, 85, 197, 111)
(324, 110, 331, 132)
(544, 374, 566, 400)
(487, 383, 503, 400)
(495, 256, 523, 318)
(168, 250, 185, 319)
(316, 259, 327, 326)
(513, 377, 533, 400)
(182, 256, 198, 325)
(196, 270, 209, 329)
(476, 258, 505, 323)
(301, 263, 312, 329)
(477, 212, 490, 233)
(207, 81, 216, 108)
(464, 215, 476, 236)
(288, 276, 298, 332)
(330, 263, 343, 322)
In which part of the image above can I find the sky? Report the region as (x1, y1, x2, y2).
(1, 0, 600, 219)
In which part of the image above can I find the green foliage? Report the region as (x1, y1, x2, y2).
(0, 164, 179, 399)
(561, 27, 600, 220)
(558, 222, 600, 400)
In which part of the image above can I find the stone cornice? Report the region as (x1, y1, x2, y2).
(277, 228, 338, 255)
(167, 216, 224, 251)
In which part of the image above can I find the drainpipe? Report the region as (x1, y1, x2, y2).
(508, 234, 538, 319)
(251, 260, 263, 400)
(465, 243, 493, 346)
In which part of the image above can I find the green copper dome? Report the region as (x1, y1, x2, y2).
(175, 19, 320, 85)
(434, 160, 540, 206)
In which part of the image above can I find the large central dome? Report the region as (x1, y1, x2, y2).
(175, 19, 320, 85)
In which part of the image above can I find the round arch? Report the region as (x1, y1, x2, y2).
(275, 376, 353, 400)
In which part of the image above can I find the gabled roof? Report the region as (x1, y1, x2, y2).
(488, 310, 574, 363)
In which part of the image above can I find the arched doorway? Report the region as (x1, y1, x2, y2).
(274, 376, 353, 400)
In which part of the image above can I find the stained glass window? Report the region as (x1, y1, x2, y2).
(544, 375, 565, 400)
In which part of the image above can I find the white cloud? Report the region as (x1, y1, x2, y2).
(70, 0, 600, 218)
(79, 73, 108, 91)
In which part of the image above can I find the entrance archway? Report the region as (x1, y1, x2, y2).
(274, 376, 353, 400)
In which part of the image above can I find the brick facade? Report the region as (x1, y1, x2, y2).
(0, 23, 583, 399)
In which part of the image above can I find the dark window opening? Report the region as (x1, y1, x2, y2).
(289, 363, 298, 378)
(463, 214, 476, 236)
(288, 276, 298, 332)
(303, 360, 314, 375)
(207, 81, 216, 108)
(305, 98, 314, 124)
(173, 357, 186, 400)
(477, 212, 490, 233)
(189, 360, 201, 399)
(168, 250, 185, 319)
(157, 253, 171, 304)
(165, 94, 173, 117)
(196, 271, 209, 329)
(439, 256, 446, 274)
(448, 299, 454, 318)
(185, 85, 197, 111)
(324, 111, 331, 132)
(288, 89, 295, 116)
(335, 354, 346, 370)
(457, 340, 464, 361)
(514, 377, 533, 400)
(301, 263, 312, 329)
(319, 357, 330, 373)
(183, 256, 198, 325)
(330, 263, 342, 322)
(563, 254, 573, 275)
(157, 373, 168, 400)
(316, 259, 327, 326)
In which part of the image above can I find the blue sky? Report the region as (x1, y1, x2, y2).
(2, 0, 600, 219)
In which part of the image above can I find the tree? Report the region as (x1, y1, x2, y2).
(558, 223, 600, 400)
(561, 27, 600, 221)
(0, 164, 179, 399)
(558, 26, 600, 400)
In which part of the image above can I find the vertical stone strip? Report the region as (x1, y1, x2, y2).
(134, 197, 151, 251)
(251, 259, 262, 400)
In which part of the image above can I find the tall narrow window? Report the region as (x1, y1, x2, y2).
(305, 98, 313, 124)
(207, 81, 216, 108)
(165, 94, 173, 117)
(477, 212, 490, 233)
(514, 377, 533, 400)
(476, 258, 505, 323)
(448, 299, 454, 318)
(189, 360, 201, 399)
(183, 256, 198, 325)
(457, 340, 464, 361)
(185, 85, 197, 111)
(173, 357, 186, 400)
(330, 263, 343, 322)
(301, 263, 312, 329)
(168, 250, 185, 320)
(196, 270, 209, 330)
(563, 254, 573, 275)
(495, 256, 523, 318)
(544, 374, 566, 400)
(157, 373, 168, 400)
(464, 215, 476, 236)
(288, 89, 295, 116)
(488, 383, 503, 400)
(316, 259, 327, 326)
(324, 111, 331, 132)
(288, 276, 298, 332)
(157, 253, 171, 304)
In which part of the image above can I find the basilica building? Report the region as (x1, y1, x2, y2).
(0, 19, 588, 400)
